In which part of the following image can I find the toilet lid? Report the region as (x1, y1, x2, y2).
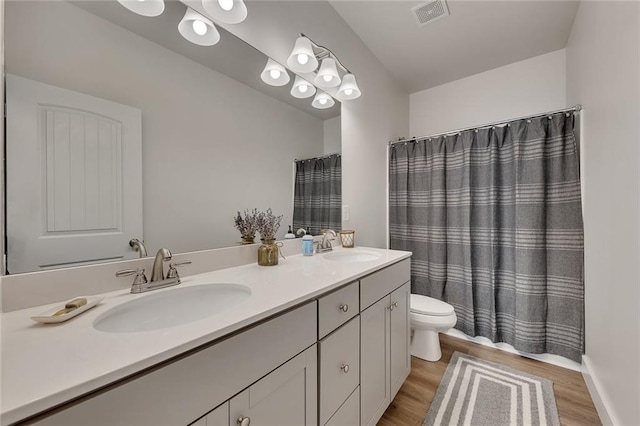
(410, 294, 454, 316)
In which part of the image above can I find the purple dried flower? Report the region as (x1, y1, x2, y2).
(234, 208, 259, 238)
(256, 208, 283, 241)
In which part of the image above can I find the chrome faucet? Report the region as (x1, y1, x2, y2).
(116, 248, 191, 294)
(150, 248, 172, 282)
(317, 230, 337, 253)
(129, 238, 148, 258)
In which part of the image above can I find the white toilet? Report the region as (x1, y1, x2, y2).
(410, 294, 457, 362)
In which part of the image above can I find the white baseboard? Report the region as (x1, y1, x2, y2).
(445, 329, 582, 371)
(581, 355, 617, 425)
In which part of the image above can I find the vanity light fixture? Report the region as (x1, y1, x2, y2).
(314, 58, 341, 88)
(178, 8, 220, 46)
(286, 36, 319, 73)
(261, 58, 291, 87)
(291, 76, 316, 99)
(287, 34, 361, 100)
(336, 73, 361, 101)
(117, 0, 165, 17)
(311, 91, 335, 109)
(202, 0, 248, 24)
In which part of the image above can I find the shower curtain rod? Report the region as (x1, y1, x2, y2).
(389, 104, 582, 145)
(294, 152, 341, 162)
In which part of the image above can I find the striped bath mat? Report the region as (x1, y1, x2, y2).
(424, 352, 560, 426)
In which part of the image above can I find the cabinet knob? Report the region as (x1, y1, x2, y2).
(392, 301, 399, 309)
(339, 304, 349, 313)
(237, 416, 251, 426)
(341, 363, 350, 374)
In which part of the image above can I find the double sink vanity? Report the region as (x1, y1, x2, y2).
(1, 245, 411, 426)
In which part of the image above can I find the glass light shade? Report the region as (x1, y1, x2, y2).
(313, 58, 341, 88)
(312, 91, 335, 109)
(286, 37, 319, 73)
(117, 0, 165, 17)
(178, 8, 219, 46)
(202, 0, 248, 24)
(337, 73, 361, 101)
(260, 59, 290, 87)
(290, 76, 316, 99)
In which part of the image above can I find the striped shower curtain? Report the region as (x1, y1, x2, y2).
(389, 112, 584, 362)
(293, 154, 341, 236)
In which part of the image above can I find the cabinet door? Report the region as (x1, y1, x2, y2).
(390, 282, 411, 399)
(360, 296, 391, 426)
(229, 345, 317, 426)
(205, 402, 229, 426)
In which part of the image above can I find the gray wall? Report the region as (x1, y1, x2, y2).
(323, 116, 341, 155)
(566, 2, 640, 424)
(5, 1, 324, 254)
(410, 49, 567, 136)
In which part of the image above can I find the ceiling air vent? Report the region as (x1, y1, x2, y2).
(412, 0, 450, 27)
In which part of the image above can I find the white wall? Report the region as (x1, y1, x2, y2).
(4, 1, 324, 257)
(566, 2, 640, 425)
(218, 1, 409, 248)
(323, 116, 341, 155)
(410, 49, 567, 136)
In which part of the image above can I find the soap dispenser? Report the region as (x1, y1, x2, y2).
(302, 232, 314, 256)
(285, 225, 295, 239)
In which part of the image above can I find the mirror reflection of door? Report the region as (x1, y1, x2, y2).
(6, 74, 143, 274)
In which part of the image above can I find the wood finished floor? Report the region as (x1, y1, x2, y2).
(379, 334, 601, 426)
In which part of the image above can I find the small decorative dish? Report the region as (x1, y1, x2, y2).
(31, 296, 105, 324)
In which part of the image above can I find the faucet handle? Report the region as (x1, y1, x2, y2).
(166, 261, 192, 279)
(115, 267, 148, 285)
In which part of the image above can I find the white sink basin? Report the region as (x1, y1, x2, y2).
(94, 283, 251, 333)
(323, 250, 382, 263)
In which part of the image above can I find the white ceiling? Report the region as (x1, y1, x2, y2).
(330, 0, 580, 93)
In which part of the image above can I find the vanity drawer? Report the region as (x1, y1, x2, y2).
(319, 317, 360, 425)
(318, 281, 359, 339)
(325, 386, 360, 426)
(360, 259, 410, 310)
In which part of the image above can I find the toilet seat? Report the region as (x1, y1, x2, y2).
(410, 294, 454, 316)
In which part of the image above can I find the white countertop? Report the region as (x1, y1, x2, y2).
(0, 247, 410, 425)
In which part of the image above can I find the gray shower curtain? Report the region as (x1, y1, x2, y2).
(389, 112, 584, 362)
(293, 153, 341, 235)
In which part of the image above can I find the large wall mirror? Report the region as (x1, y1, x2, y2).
(4, 0, 341, 274)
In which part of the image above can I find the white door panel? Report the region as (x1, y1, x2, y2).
(6, 74, 143, 273)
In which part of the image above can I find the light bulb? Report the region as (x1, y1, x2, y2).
(298, 84, 308, 93)
(297, 53, 309, 65)
(218, 0, 234, 11)
(269, 69, 281, 80)
(322, 75, 332, 83)
(192, 20, 208, 36)
(319, 98, 328, 105)
(344, 89, 353, 96)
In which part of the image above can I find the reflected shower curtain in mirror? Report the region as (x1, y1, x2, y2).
(293, 154, 341, 236)
(389, 112, 584, 362)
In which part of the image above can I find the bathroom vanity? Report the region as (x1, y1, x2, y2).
(0, 247, 411, 426)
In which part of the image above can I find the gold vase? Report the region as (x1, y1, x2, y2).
(258, 239, 279, 266)
(241, 235, 256, 245)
